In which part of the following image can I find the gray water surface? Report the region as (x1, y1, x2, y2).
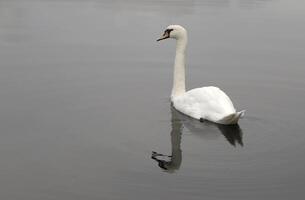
(1, 0, 305, 199)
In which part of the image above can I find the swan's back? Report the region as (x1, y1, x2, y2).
(172, 86, 238, 124)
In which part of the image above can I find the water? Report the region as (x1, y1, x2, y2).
(1, 0, 305, 199)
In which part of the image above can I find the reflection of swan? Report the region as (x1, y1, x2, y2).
(157, 25, 245, 124)
(152, 107, 243, 172)
(151, 107, 182, 173)
(173, 108, 243, 146)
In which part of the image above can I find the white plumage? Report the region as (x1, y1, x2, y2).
(157, 25, 245, 125)
(173, 86, 244, 124)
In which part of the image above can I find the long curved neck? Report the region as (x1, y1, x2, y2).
(171, 37, 187, 99)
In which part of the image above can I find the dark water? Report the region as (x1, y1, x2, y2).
(1, 0, 305, 199)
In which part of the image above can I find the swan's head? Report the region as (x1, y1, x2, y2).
(157, 25, 187, 42)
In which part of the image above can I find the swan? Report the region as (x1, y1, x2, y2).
(157, 25, 245, 125)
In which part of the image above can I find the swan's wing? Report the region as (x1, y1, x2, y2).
(173, 86, 236, 121)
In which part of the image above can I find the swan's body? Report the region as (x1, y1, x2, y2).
(157, 25, 244, 125)
(172, 87, 244, 124)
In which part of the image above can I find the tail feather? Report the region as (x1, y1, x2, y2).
(218, 110, 245, 125)
(238, 110, 246, 118)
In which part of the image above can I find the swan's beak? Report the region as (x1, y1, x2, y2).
(157, 31, 170, 42)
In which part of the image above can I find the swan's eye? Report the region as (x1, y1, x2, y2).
(163, 28, 174, 36)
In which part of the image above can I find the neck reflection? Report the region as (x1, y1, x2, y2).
(151, 107, 243, 172)
(151, 107, 183, 173)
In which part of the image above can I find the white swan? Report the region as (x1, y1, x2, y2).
(157, 25, 245, 125)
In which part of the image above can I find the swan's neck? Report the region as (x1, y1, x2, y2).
(171, 37, 187, 99)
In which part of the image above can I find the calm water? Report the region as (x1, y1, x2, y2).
(1, 0, 305, 199)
